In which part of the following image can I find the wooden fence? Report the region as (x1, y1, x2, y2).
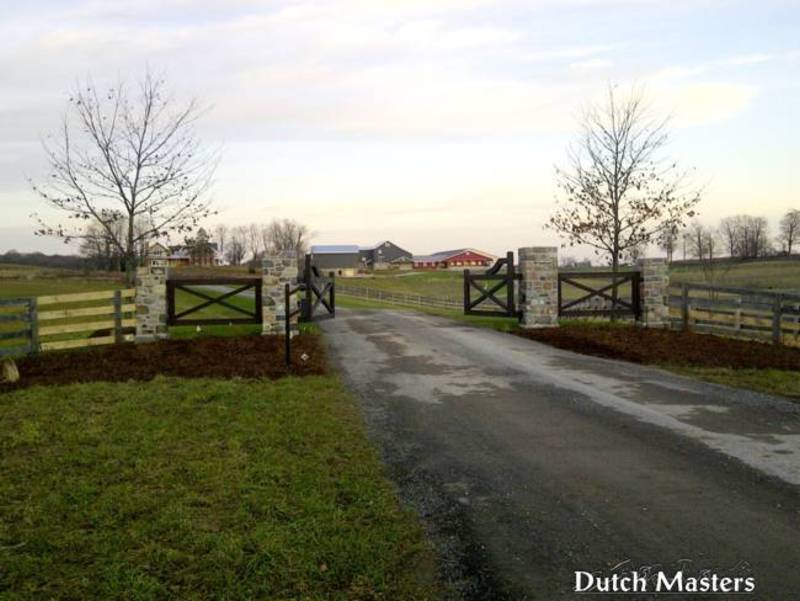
(0, 298, 37, 357)
(0, 289, 136, 357)
(668, 283, 800, 347)
(336, 284, 462, 310)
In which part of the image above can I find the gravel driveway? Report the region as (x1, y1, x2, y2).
(321, 308, 800, 600)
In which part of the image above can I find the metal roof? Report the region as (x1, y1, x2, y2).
(310, 244, 360, 254)
(413, 248, 497, 262)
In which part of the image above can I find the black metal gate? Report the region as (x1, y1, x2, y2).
(166, 278, 262, 326)
(463, 251, 522, 319)
(300, 254, 335, 322)
(557, 271, 641, 319)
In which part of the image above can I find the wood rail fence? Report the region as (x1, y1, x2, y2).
(0, 289, 136, 357)
(668, 282, 800, 347)
(336, 284, 463, 310)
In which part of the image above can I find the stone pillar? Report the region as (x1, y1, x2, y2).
(135, 258, 169, 342)
(637, 258, 669, 327)
(518, 247, 559, 328)
(262, 250, 299, 336)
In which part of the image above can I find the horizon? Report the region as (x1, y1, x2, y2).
(1, 0, 798, 259)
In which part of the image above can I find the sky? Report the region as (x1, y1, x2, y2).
(0, 0, 798, 259)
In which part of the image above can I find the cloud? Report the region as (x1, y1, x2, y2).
(570, 58, 614, 71)
(654, 83, 759, 126)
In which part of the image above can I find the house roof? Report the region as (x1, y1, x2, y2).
(413, 248, 497, 262)
(358, 241, 390, 251)
(310, 244, 360, 254)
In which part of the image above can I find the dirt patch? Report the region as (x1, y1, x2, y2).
(515, 325, 800, 371)
(1, 334, 327, 393)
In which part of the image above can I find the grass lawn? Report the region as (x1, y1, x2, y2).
(0, 278, 122, 300)
(0, 376, 437, 600)
(340, 271, 463, 300)
(337, 295, 518, 332)
(670, 258, 800, 291)
(669, 367, 800, 399)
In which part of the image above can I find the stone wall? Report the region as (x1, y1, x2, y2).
(637, 258, 669, 327)
(262, 250, 300, 336)
(518, 246, 559, 328)
(135, 258, 169, 342)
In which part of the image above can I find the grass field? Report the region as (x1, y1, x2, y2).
(0, 376, 437, 599)
(340, 258, 800, 303)
(668, 258, 800, 291)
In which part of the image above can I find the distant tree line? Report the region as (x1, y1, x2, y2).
(658, 208, 800, 264)
(212, 219, 310, 267)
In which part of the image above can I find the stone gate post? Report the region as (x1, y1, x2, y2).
(636, 258, 669, 327)
(262, 250, 299, 336)
(135, 258, 169, 342)
(518, 247, 559, 328)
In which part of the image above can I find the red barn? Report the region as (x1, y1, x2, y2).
(412, 248, 497, 270)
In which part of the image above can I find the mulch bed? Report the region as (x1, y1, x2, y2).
(1, 334, 327, 393)
(515, 325, 800, 370)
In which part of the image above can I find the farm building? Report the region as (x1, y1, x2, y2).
(309, 245, 361, 276)
(413, 248, 497, 270)
(359, 241, 413, 270)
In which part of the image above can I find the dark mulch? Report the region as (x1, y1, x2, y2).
(515, 325, 800, 370)
(1, 334, 327, 393)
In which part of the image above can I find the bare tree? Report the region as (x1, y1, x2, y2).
(657, 224, 678, 263)
(31, 70, 218, 284)
(263, 218, 310, 256)
(79, 219, 124, 271)
(213, 223, 228, 258)
(246, 223, 264, 266)
(548, 85, 702, 276)
(778, 209, 800, 255)
(718, 216, 740, 257)
(739, 215, 771, 258)
(226, 226, 248, 265)
(686, 221, 728, 283)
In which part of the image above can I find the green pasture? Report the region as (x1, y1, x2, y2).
(0, 376, 437, 599)
(669, 259, 800, 291)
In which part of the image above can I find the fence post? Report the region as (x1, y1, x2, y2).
(262, 250, 299, 336)
(330, 274, 335, 317)
(681, 282, 689, 331)
(636, 258, 669, 328)
(135, 258, 170, 343)
(285, 283, 291, 367)
(772, 294, 783, 345)
(518, 247, 558, 328)
(113, 290, 123, 344)
(29, 298, 39, 354)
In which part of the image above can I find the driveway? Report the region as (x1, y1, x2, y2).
(321, 308, 800, 600)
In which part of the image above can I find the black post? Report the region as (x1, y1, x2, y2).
(632, 272, 642, 322)
(463, 269, 470, 314)
(29, 298, 39, 355)
(556, 273, 562, 318)
(330, 273, 336, 317)
(285, 283, 291, 368)
(506, 251, 514, 316)
(166, 280, 176, 326)
(681, 282, 689, 330)
(254, 280, 263, 325)
(772, 294, 783, 345)
(304, 254, 312, 322)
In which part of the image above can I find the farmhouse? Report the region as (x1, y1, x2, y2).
(413, 248, 497, 270)
(359, 241, 413, 270)
(309, 245, 361, 276)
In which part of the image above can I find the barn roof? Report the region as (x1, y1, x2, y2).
(413, 248, 497, 262)
(310, 244, 360, 254)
